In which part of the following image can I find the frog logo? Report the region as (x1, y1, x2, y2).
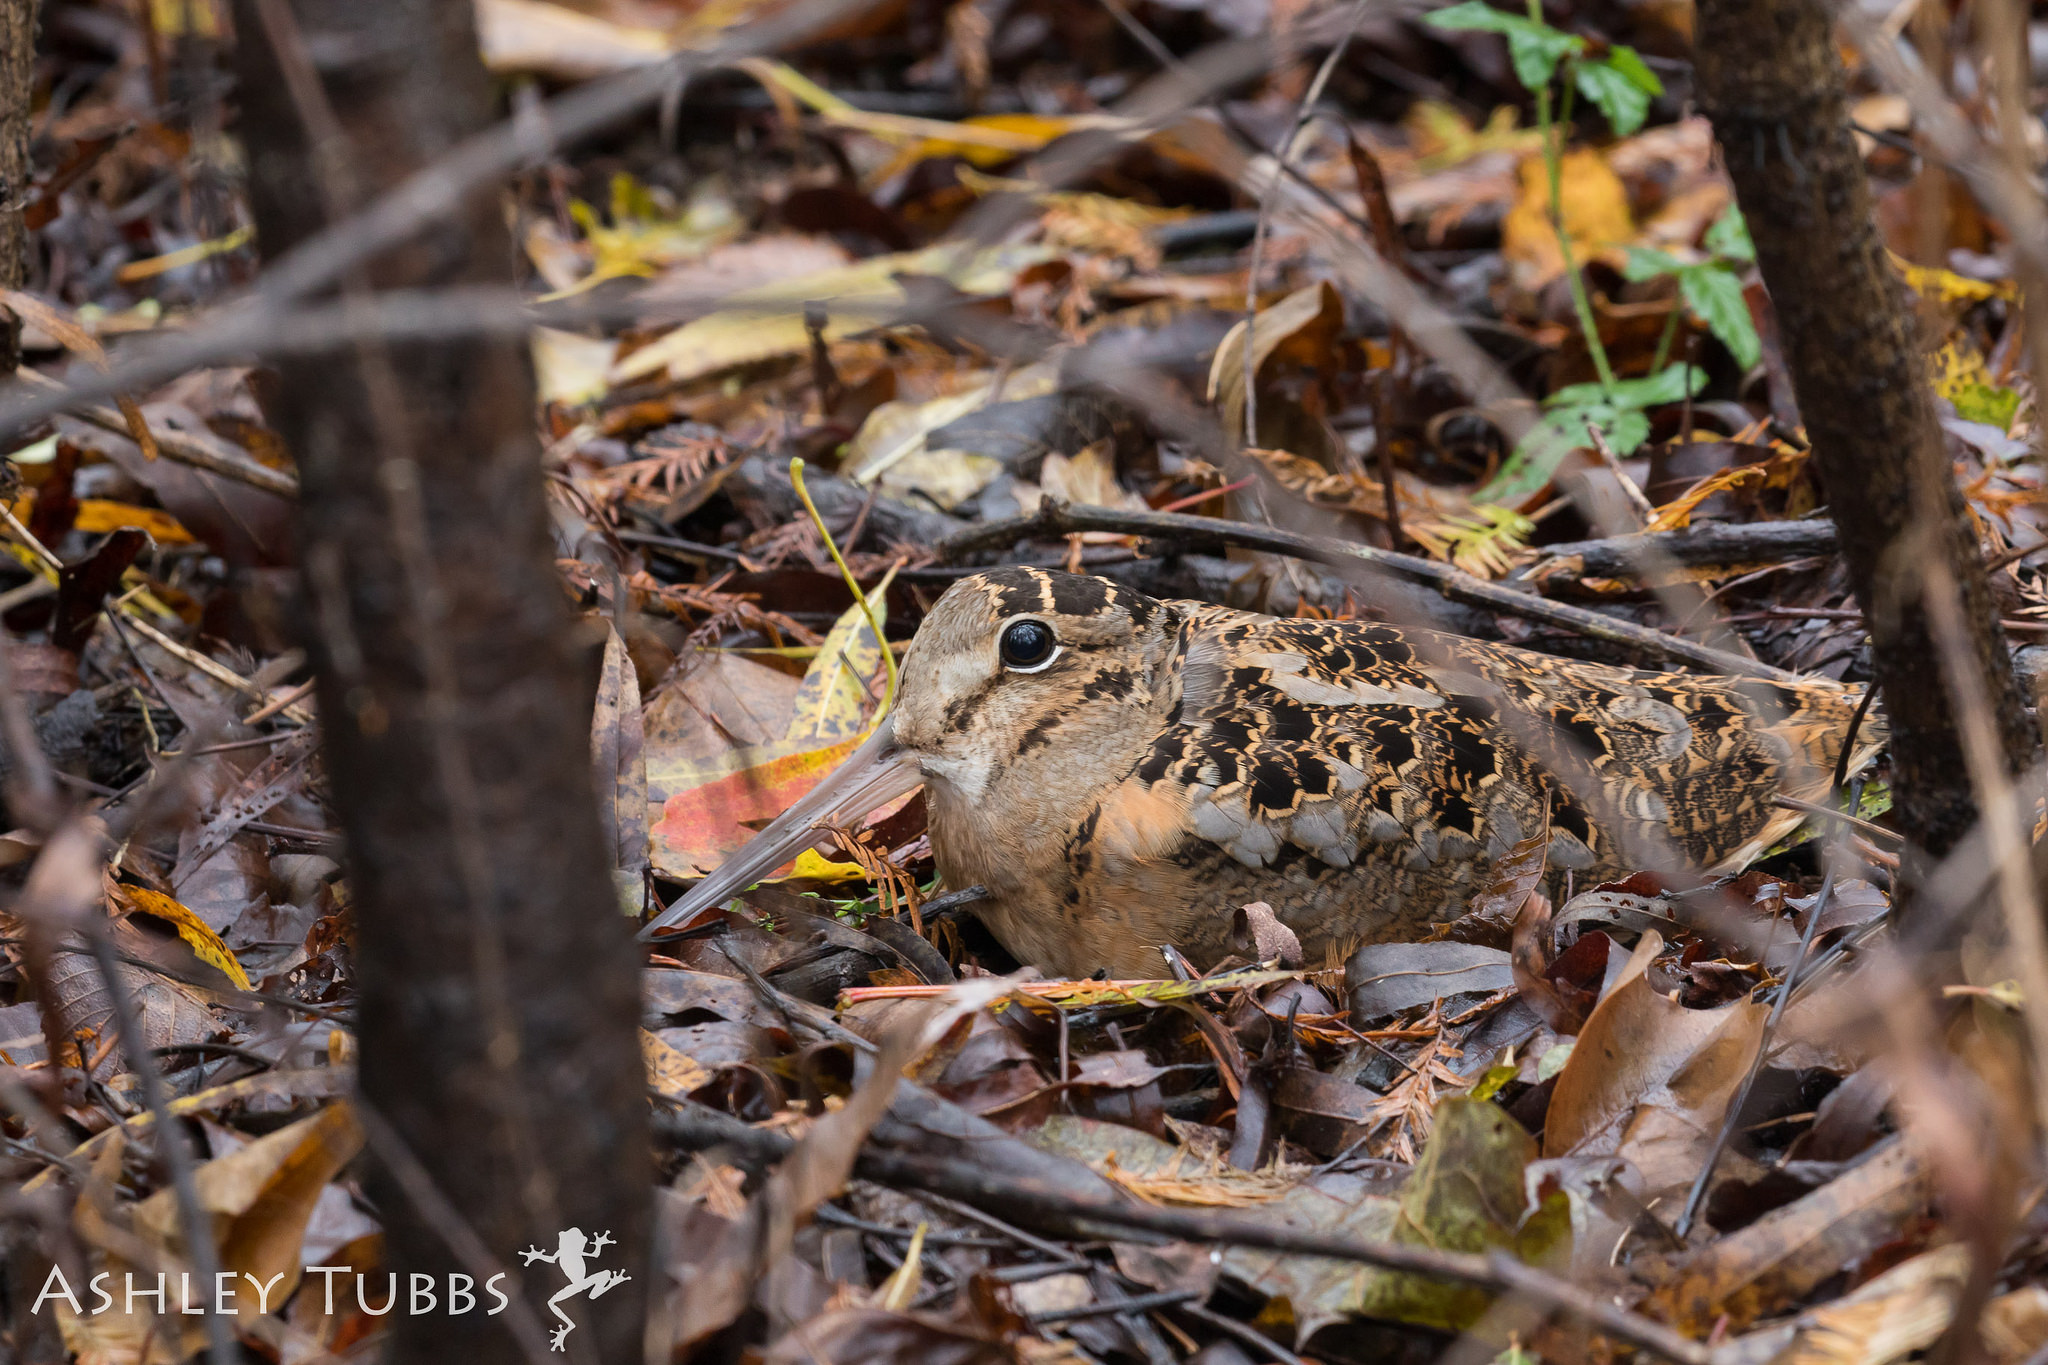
(519, 1228, 631, 1351)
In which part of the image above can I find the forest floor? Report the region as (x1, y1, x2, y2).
(4, 0, 2048, 1361)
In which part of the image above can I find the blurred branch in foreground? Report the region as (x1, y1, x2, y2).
(1693, 0, 2038, 917)
(229, 2, 651, 1363)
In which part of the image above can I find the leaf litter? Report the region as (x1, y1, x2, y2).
(5, 0, 2048, 1360)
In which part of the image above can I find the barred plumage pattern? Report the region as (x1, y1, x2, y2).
(889, 567, 1881, 977)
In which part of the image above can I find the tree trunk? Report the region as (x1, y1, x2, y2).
(1691, 0, 2036, 880)
(0, 0, 37, 373)
(229, 4, 650, 1362)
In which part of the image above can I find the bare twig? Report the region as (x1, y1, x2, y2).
(655, 1104, 1711, 1364)
(937, 499, 1803, 680)
(1240, 0, 1375, 446)
(17, 369, 298, 497)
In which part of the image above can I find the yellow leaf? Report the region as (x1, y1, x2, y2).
(786, 570, 893, 743)
(784, 848, 870, 882)
(531, 327, 619, 405)
(1892, 252, 2016, 304)
(642, 1028, 714, 1098)
(81, 499, 194, 543)
(1406, 102, 1542, 171)
(116, 885, 252, 990)
(548, 176, 743, 298)
(476, 0, 672, 78)
(4, 496, 195, 545)
(875, 1223, 927, 1309)
(1502, 148, 1634, 290)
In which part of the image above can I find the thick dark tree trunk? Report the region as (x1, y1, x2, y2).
(1692, 0, 2036, 879)
(229, 4, 650, 1362)
(0, 0, 36, 372)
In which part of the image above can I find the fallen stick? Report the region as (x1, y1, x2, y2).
(22, 369, 299, 498)
(1525, 519, 1838, 578)
(938, 499, 1800, 682)
(654, 1101, 1711, 1364)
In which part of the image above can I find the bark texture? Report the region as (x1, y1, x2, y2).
(0, 0, 36, 372)
(1692, 0, 2036, 873)
(229, 4, 650, 1362)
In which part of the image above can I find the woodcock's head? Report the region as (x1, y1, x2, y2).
(641, 568, 1183, 937)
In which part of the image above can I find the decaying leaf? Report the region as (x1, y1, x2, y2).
(1225, 1098, 1569, 1341)
(1543, 931, 1767, 1195)
(594, 623, 651, 905)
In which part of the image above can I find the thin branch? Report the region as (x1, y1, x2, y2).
(653, 1103, 1711, 1364)
(937, 498, 1803, 680)
(1240, 0, 1375, 445)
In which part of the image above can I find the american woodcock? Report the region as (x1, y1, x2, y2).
(644, 567, 1884, 977)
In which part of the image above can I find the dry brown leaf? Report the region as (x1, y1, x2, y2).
(1206, 280, 1343, 443)
(594, 623, 650, 903)
(1542, 930, 1767, 1195)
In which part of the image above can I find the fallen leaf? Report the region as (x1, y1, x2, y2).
(648, 581, 893, 878)
(612, 244, 1053, 387)
(1501, 147, 1634, 289)
(532, 327, 619, 405)
(1542, 930, 1767, 1195)
(642, 1027, 714, 1101)
(1346, 940, 1514, 1020)
(129, 1102, 364, 1348)
(6, 495, 193, 544)
(1224, 1098, 1569, 1340)
(476, 0, 672, 77)
(1642, 1140, 1931, 1335)
(593, 624, 650, 905)
(115, 884, 253, 991)
(1206, 279, 1343, 446)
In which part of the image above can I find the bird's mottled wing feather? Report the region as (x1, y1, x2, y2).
(1130, 609, 1877, 885)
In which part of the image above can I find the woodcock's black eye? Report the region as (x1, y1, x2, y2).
(999, 619, 1059, 671)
